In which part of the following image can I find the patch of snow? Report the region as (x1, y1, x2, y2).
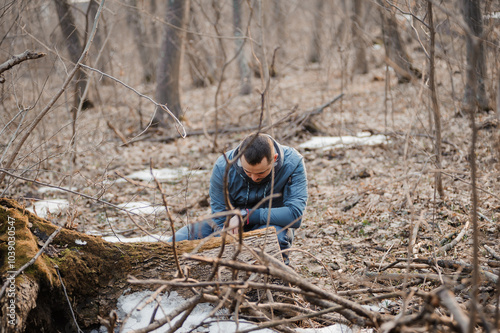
(112, 290, 272, 333)
(37, 186, 77, 194)
(75, 239, 87, 246)
(89, 290, 373, 333)
(103, 234, 170, 243)
(299, 133, 389, 151)
(362, 300, 398, 314)
(116, 167, 206, 183)
(296, 325, 353, 333)
(26, 199, 70, 218)
(117, 201, 166, 215)
(485, 12, 500, 19)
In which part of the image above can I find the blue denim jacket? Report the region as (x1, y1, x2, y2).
(209, 137, 308, 230)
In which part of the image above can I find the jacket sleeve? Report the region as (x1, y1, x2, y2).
(209, 158, 229, 229)
(248, 159, 308, 229)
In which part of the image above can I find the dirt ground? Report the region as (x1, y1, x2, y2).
(3, 43, 500, 323)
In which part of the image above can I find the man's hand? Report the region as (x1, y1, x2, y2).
(228, 215, 240, 235)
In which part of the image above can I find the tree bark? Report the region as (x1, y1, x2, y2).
(428, 1, 444, 199)
(125, 0, 156, 83)
(273, 0, 286, 59)
(378, 0, 419, 83)
(462, 0, 490, 111)
(233, 0, 252, 95)
(153, 0, 190, 128)
(86, 0, 108, 75)
(308, 0, 324, 64)
(53, 0, 89, 109)
(0, 198, 281, 332)
(185, 3, 216, 88)
(351, 0, 368, 75)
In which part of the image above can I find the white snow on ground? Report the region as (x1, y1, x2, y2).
(296, 325, 354, 333)
(298, 133, 389, 151)
(116, 201, 166, 215)
(90, 290, 273, 333)
(93, 235, 374, 333)
(103, 234, 170, 243)
(26, 199, 70, 218)
(37, 186, 77, 194)
(116, 167, 206, 183)
(95, 290, 372, 333)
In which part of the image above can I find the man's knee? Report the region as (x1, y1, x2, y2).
(180, 220, 218, 241)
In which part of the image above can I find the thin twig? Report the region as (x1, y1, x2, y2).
(0, 226, 62, 299)
(56, 265, 84, 333)
(149, 161, 183, 278)
(79, 63, 186, 141)
(438, 221, 469, 254)
(0, 0, 106, 186)
(0, 168, 148, 219)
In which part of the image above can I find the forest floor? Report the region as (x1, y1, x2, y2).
(5, 55, 500, 327)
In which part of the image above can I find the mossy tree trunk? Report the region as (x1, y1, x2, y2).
(0, 198, 281, 332)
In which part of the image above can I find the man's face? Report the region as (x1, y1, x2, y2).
(241, 154, 277, 183)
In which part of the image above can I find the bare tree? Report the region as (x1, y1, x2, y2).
(185, 3, 216, 88)
(153, 0, 190, 129)
(125, 0, 156, 83)
(53, 0, 90, 109)
(378, 0, 419, 83)
(427, 1, 444, 199)
(351, 0, 368, 75)
(308, 0, 324, 63)
(233, 0, 252, 95)
(86, 0, 108, 74)
(462, 0, 490, 111)
(273, 0, 286, 59)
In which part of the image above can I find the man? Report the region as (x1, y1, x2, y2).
(170, 133, 308, 259)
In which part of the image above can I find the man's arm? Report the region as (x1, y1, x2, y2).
(209, 157, 229, 229)
(247, 159, 308, 229)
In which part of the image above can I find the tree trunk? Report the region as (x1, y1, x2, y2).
(378, 0, 419, 83)
(185, 3, 216, 88)
(428, 1, 444, 199)
(53, 0, 89, 109)
(233, 0, 252, 95)
(153, 0, 190, 128)
(125, 0, 156, 83)
(351, 0, 368, 75)
(86, 0, 108, 75)
(0, 198, 282, 332)
(462, 0, 490, 111)
(308, 0, 324, 64)
(273, 0, 286, 59)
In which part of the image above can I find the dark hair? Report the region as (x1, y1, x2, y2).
(241, 134, 273, 165)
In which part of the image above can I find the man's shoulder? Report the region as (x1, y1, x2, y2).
(281, 145, 303, 166)
(212, 149, 238, 173)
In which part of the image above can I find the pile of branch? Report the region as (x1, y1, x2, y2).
(128, 245, 499, 332)
(1, 197, 499, 333)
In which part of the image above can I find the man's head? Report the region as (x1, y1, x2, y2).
(240, 134, 278, 183)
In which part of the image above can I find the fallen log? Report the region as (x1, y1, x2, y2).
(0, 198, 282, 332)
